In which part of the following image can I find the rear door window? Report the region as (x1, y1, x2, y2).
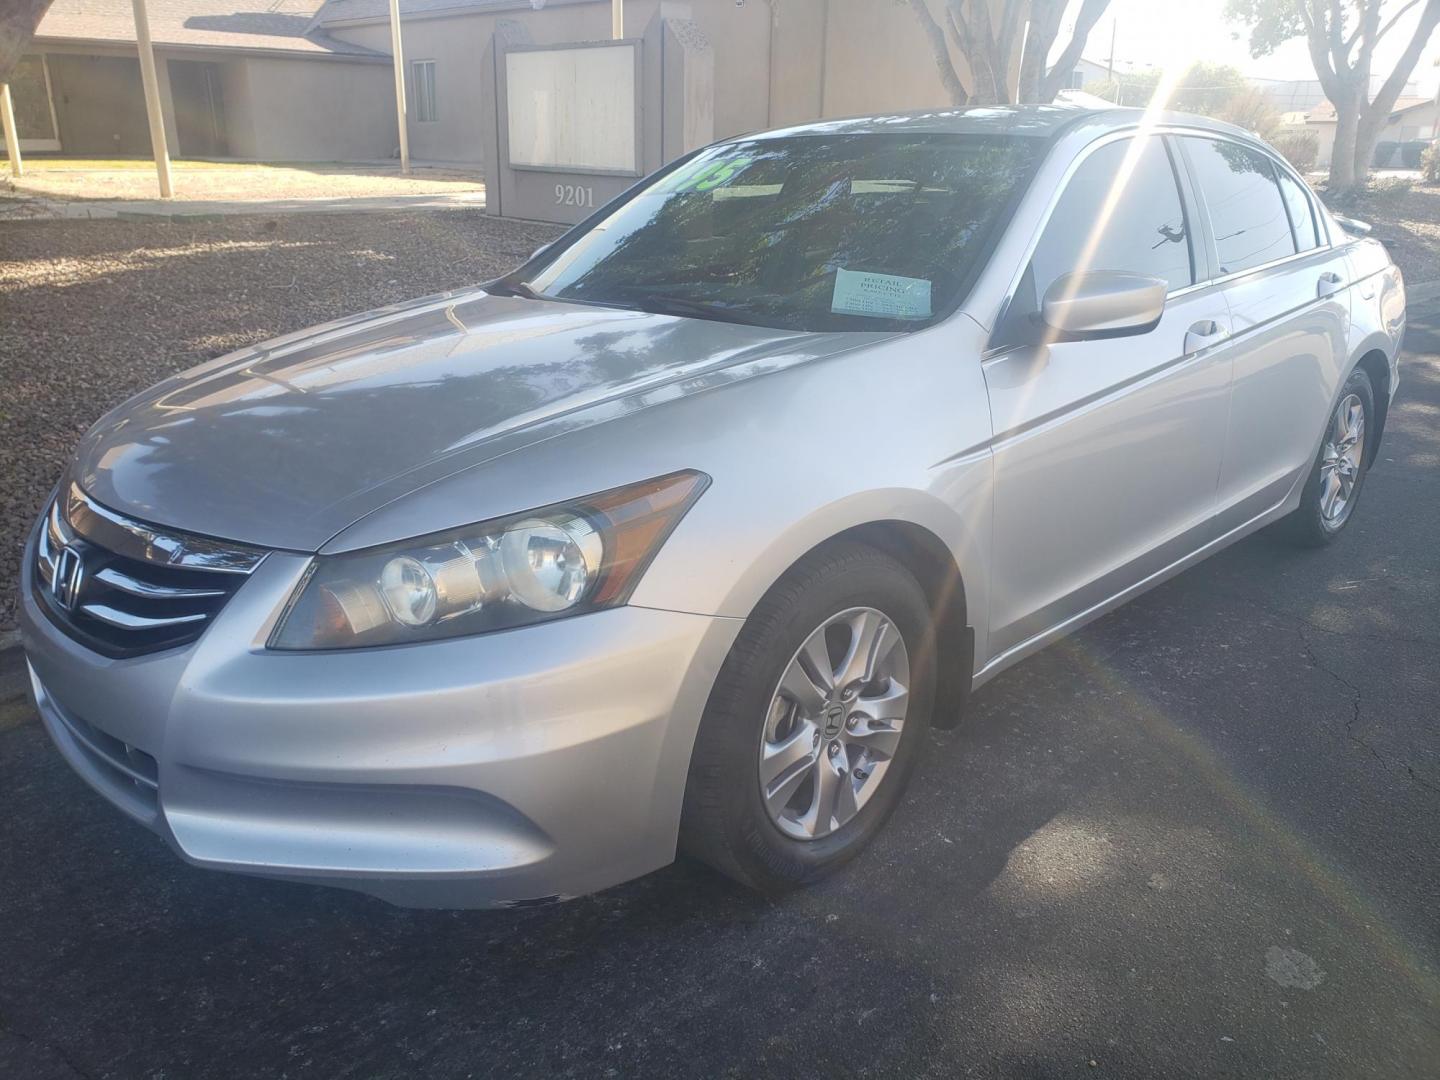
(1182, 137, 1297, 275)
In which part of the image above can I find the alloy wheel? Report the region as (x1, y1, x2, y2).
(757, 607, 910, 841)
(1319, 392, 1365, 527)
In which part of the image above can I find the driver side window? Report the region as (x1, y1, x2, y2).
(994, 136, 1193, 349)
(1032, 136, 1194, 296)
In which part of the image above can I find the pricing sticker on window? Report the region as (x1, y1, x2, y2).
(831, 269, 933, 320)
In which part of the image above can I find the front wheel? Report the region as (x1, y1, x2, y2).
(680, 541, 936, 892)
(1281, 368, 1375, 547)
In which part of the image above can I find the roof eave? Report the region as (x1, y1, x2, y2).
(30, 34, 389, 63)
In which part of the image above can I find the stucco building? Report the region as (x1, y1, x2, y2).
(10, 0, 396, 160)
(1305, 95, 1440, 168)
(11, 0, 1020, 165)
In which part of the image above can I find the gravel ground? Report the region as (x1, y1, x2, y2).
(1322, 180, 1440, 283)
(0, 210, 561, 631)
(1, 162, 483, 205)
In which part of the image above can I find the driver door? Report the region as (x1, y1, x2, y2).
(982, 133, 1234, 663)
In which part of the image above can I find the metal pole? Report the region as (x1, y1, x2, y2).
(0, 84, 22, 178)
(612, 0, 623, 39)
(389, 0, 410, 174)
(131, 0, 173, 198)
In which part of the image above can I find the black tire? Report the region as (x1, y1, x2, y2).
(1281, 367, 1375, 547)
(680, 540, 936, 892)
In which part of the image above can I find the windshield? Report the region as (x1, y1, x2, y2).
(515, 133, 1042, 332)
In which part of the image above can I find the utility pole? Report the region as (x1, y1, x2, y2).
(1107, 20, 1118, 105)
(389, 0, 410, 175)
(132, 0, 173, 197)
(1429, 68, 1439, 177)
(612, 0, 623, 39)
(0, 84, 21, 178)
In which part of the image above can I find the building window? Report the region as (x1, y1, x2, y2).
(1069, 69, 1086, 90)
(413, 60, 437, 123)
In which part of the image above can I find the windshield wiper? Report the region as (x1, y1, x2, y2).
(624, 295, 778, 328)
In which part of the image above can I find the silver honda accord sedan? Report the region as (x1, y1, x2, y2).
(21, 106, 1405, 907)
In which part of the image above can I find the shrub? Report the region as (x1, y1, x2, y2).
(1271, 130, 1319, 173)
(1213, 86, 1283, 140)
(1422, 143, 1440, 185)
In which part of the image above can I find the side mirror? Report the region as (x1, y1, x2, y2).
(1332, 214, 1371, 237)
(1041, 270, 1166, 339)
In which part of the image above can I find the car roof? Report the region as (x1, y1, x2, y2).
(745, 104, 1265, 147)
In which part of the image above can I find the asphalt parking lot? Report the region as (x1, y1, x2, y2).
(0, 302, 1436, 1079)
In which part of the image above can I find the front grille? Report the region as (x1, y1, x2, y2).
(34, 482, 268, 658)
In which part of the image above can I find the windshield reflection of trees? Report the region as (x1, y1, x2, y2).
(539, 136, 1039, 332)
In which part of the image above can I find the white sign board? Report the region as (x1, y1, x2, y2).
(506, 44, 638, 174)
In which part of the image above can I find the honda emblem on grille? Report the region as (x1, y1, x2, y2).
(52, 544, 85, 612)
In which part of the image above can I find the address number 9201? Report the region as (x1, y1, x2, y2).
(555, 184, 596, 208)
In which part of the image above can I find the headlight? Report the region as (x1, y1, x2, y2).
(269, 471, 709, 650)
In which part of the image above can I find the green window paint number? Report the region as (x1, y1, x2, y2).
(667, 155, 754, 194)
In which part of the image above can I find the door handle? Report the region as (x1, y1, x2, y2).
(1317, 271, 1344, 298)
(1184, 320, 1226, 354)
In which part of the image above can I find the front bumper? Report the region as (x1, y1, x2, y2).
(20, 529, 740, 908)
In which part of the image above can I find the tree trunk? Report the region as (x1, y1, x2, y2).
(1351, 0, 1440, 187)
(1328, 83, 1363, 191)
(1352, 108, 1388, 187)
(0, 0, 54, 84)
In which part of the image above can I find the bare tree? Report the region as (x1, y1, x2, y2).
(1228, 0, 1440, 189)
(903, 0, 1113, 106)
(1, 0, 54, 84)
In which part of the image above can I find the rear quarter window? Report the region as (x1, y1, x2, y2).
(1275, 168, 1321, 252)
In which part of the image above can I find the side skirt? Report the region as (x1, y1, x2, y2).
(971, 495, 1295, 690)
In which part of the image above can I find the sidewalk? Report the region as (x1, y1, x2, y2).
(1, 189, 487, 222)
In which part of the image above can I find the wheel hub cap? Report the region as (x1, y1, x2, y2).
(757, 607, 911, 842)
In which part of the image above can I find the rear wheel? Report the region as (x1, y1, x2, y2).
(1281, 368, 1374, 546)
(680, 542, 935, 892)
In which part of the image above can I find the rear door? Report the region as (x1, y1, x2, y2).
(982, 133, 1234, 661)
(1176, 136, 1352, 529)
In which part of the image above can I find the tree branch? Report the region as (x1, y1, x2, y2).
(1041, 0, 1112, 102)
(1328, 0, 1347, 59)
(1374, 0, 1424, 44)
(1361, 0, 1440, 124)
(966, 0, 1005, 102)
(1303, 0, 1341, 89)
(906, 0, 969, 106)
(995, 0, 1027, 84)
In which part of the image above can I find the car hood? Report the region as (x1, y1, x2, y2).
(74, 290, 882, 551)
